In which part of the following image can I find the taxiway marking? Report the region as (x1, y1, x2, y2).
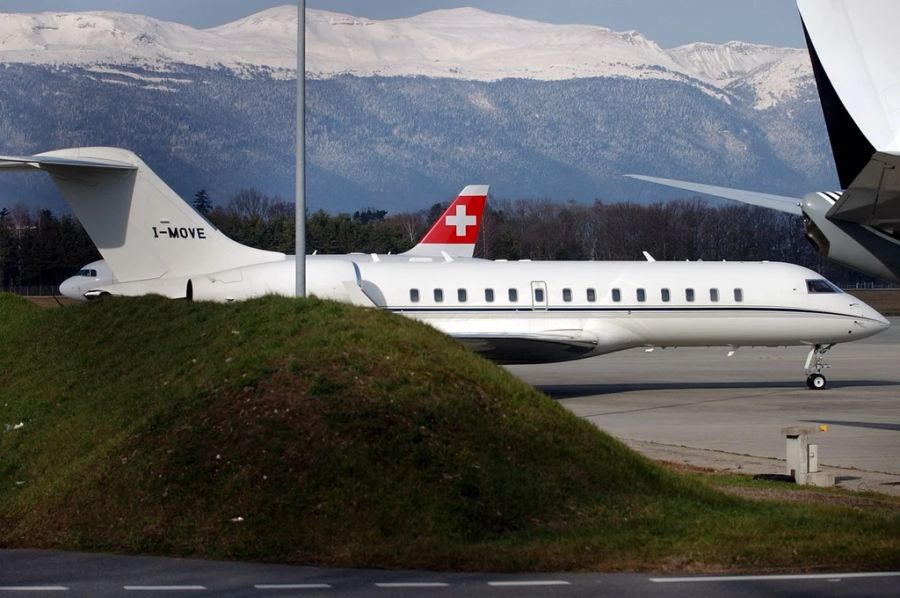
(375, 582, 449, 588)
(486, 580, 570, 586)
(123, 586, 207, 591)
(254, 584, 332, 590)
(0, 586, 69, 592)
(650, 572, 900, 583)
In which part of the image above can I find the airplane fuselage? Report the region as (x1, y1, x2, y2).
(352, 259, 888, 363)
(179, 256, 887, 365)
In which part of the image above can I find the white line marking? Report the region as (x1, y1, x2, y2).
(375, 582, 449, 588)
(487, 580, 570, 587)
(650, 572, 900, 583)
(0, 586, 69, 592)
(123, 586, 207, 591)
(254, 584, 332, 590)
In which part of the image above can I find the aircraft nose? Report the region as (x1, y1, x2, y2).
(854, 301, 890, 334)
(59, 278, 81, 301)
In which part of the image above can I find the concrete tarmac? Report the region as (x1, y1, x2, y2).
(509, 318, 900, 495)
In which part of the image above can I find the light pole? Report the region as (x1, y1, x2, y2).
(295, 0, 306, 297)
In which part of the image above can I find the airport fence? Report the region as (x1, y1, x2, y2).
(843, 282, 900, 290)
(1, 285, 62, 296)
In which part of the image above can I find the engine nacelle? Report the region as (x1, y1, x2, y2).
(802, 193, 900, 282)
(189, 257, 375, 305)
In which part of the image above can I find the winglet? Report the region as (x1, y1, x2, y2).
(404, 185, 489, 257)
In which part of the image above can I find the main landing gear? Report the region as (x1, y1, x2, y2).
(804, 343, 833, 390)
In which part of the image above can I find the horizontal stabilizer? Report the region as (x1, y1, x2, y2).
(0, 154, 136, 171)
(625, 174, 802, 216)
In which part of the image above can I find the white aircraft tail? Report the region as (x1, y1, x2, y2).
(0, 147, 283, 283)
(799, 0, 900, 188)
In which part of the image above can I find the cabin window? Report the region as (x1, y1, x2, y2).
(563, 288, 572, 302)
(710, 288, 719, 302)
(661, 288, 670, 302)
(587, 288, 596, 302)
(458, 288, 467, 302)
(637, 288, 646, 302)
(534, 288, 545, 302)
(410, 289, 420, 303)
(485, 288, 495, 302)
(612, 288, 621, 302)
(509, 288, 518, 302)
(734, 288, 743, 302)
(434, 288, 444, 303)
(806, 279, 841, 293)
(685, 288, 695, 302)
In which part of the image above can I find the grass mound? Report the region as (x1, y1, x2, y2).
(0, 293, 898, 571)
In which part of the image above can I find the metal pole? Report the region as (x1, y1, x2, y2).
(295, 0, 306, 297)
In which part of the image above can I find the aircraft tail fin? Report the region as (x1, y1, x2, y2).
(0, 147, 283, 285)
(403, 185, 488, 257)
(798, 0, 899, 188)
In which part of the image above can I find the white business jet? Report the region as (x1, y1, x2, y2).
(56, 184, 488, 300)
(0, 147, 889, 388)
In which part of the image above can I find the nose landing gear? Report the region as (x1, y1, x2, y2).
(804, 343, 833, 390)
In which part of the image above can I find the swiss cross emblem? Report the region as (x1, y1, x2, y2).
(445, 204, 477, 237)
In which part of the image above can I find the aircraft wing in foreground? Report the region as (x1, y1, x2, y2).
(624, 175, 802, 216)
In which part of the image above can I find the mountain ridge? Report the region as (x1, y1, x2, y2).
(0, 6, 811, 107)
(0, 6, 833, 214)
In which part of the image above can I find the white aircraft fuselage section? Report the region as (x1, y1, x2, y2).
(352, 259, 888, 363)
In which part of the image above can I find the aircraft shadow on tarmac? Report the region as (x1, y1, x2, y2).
(538, 380, 896, 399)
(801, 419, 900, 432)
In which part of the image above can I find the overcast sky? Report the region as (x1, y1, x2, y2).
(0, 0, 805, 48)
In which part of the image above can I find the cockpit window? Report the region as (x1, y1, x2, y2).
(77, 269, 90, 277)
(806, 279, 842, 293)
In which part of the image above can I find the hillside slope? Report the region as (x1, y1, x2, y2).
(0, 294, 896, 571)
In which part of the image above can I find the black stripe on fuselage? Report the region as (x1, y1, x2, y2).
(388, 305, 867, 320)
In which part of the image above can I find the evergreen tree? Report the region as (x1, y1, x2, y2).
(193, 189, 213, 216)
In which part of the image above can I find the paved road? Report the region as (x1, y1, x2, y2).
(510, 318, 900, 494)
(0, 550, 898, 597)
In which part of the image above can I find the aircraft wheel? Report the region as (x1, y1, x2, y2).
(807, 374, 827, 390)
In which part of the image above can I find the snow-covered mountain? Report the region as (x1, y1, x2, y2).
(0, 6, 832, 214)
(0, 6, 296, 75)
(0, 6, 811, 106)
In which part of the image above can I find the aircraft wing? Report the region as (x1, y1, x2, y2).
(625, 174, 803, 216)
(453, 330, 598, 364)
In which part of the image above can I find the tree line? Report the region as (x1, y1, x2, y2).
(0, 189, 879, 291)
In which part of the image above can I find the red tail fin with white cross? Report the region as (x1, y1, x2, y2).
(404, 185, 488, 258)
